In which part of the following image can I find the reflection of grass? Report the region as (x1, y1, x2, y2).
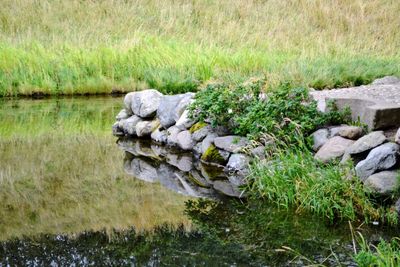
(0, 97, 122, 137)
(0, 134, 191, 241)
(0, 98, 192, 240)
(1, 0, 399, 95)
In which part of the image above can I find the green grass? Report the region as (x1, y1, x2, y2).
(0, 0, 399, 96)
(355, 235, 400, 267)
(248, 142, 398, 224)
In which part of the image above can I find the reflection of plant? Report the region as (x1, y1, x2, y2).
(189, 79, 351, 143)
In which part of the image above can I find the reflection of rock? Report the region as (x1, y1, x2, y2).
(125, 158, 159, 183)
(118, 137, 244, 198)
(213, 180, 245, 198)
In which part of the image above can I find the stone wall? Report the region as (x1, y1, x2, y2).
(112, 89, 264, 198)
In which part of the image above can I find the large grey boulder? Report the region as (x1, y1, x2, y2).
(214, 136, 250, 153)
(166, 126, 181, 146)
(131, 89, 163, 118)
(371, 76, 400, 85)
(312, 128, 329, 151)
(346, 131, 387, 155)
(314, 136, 355, 163)
(136, 119, 160, 137)
(364, 171, 400, 195)
(151, 127, 168, 144)
(225, 153, 250, 175)
(118, 115, 142, 136)
(330, 125, 363, 140)
(355, 143, 400, 181)
(175, 109, 197, 130)
(250, 146, 266, 160)
(123, 92, 135, 114)
(176, 130, 195, 150)
(157, 93, 193, 129)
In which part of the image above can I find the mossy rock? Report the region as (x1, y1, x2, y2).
(201, 144, 227, 165)
(189, 121, 208, 134)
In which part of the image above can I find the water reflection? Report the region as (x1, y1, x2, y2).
(118, 137, 246, 198)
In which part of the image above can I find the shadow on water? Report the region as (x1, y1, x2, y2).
(1, 97, 400, 266)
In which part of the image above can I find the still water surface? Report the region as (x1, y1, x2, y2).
(0, 97, 398, 266)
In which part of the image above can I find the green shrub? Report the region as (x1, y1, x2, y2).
(189, 79, 350, 143)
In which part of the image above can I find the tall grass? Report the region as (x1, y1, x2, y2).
(249, 141, 397, 224)
(0, 0, 399, 95)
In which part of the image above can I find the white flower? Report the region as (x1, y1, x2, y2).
(228, 108, 233, 114)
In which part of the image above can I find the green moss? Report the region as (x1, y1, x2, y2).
(189, 122, 208, 134)
(188, 173, 209, 188)
(201, 144, 226, 165)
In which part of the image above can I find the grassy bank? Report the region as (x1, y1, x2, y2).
(1, 0, 399, 96)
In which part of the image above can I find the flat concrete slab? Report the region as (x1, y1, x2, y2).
(310, 76, 400, 130)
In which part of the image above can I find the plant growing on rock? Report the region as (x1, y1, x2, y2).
(189, 79, 350, 145)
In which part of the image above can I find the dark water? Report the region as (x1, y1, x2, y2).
(0, 96, 399, 266)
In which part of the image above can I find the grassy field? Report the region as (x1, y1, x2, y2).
(1, 0, 399, 96)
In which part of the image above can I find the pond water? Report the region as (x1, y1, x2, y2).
(0, 96, 399, 266)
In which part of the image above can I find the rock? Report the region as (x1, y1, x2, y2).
(395, 128, 400, 145)
(151, 143, 168, 157)
(250, 146, 265, 160)
(213, 180, 244, 198)
(134, 141, 159, 159)
(314, 136, 355, 163)
(355, 143, 400, 181)
(126, 158, 158, 183)
(157, 163, 186, 193)
(228, 175, 247, 186)
(116, 109, 130, 121)
(166, 126, 181, 146)
(191, 124, 212, 142)
(150, 127, 168, 144)
(118, 115, 142, 136)
(193, 142, 203, 156)
(176, 130, 195, 150)
(371, 76, 400, 85)
(339, 153, 352, 165)
(346, 131, 387, 155)
(123, 92, 135, 114)
(330, 125, 363, 140)
(136, 119, 160, 137)
(112, 122, 124, 136)
(157, 94, 188, 129)
(201, 133, 218, 154)
(214, 136, 250, 153)
(173, 93, 195, 122)
(311, 128, 329, 151)
(131, 89, 163, 118)
(201, 144, 230, 165)
(175, 109, 196, 130)
(364, 171, 400, 195)
(225, 154, 250, 175)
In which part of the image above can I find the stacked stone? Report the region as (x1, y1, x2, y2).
(112, 89, 266, 185)
(313, 125, 400, 196)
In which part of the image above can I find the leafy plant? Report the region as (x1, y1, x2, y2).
(189, 79, 350, 144)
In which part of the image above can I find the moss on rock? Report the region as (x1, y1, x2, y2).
(201, 144, 226, 165)
(189, 122, 208, 134)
